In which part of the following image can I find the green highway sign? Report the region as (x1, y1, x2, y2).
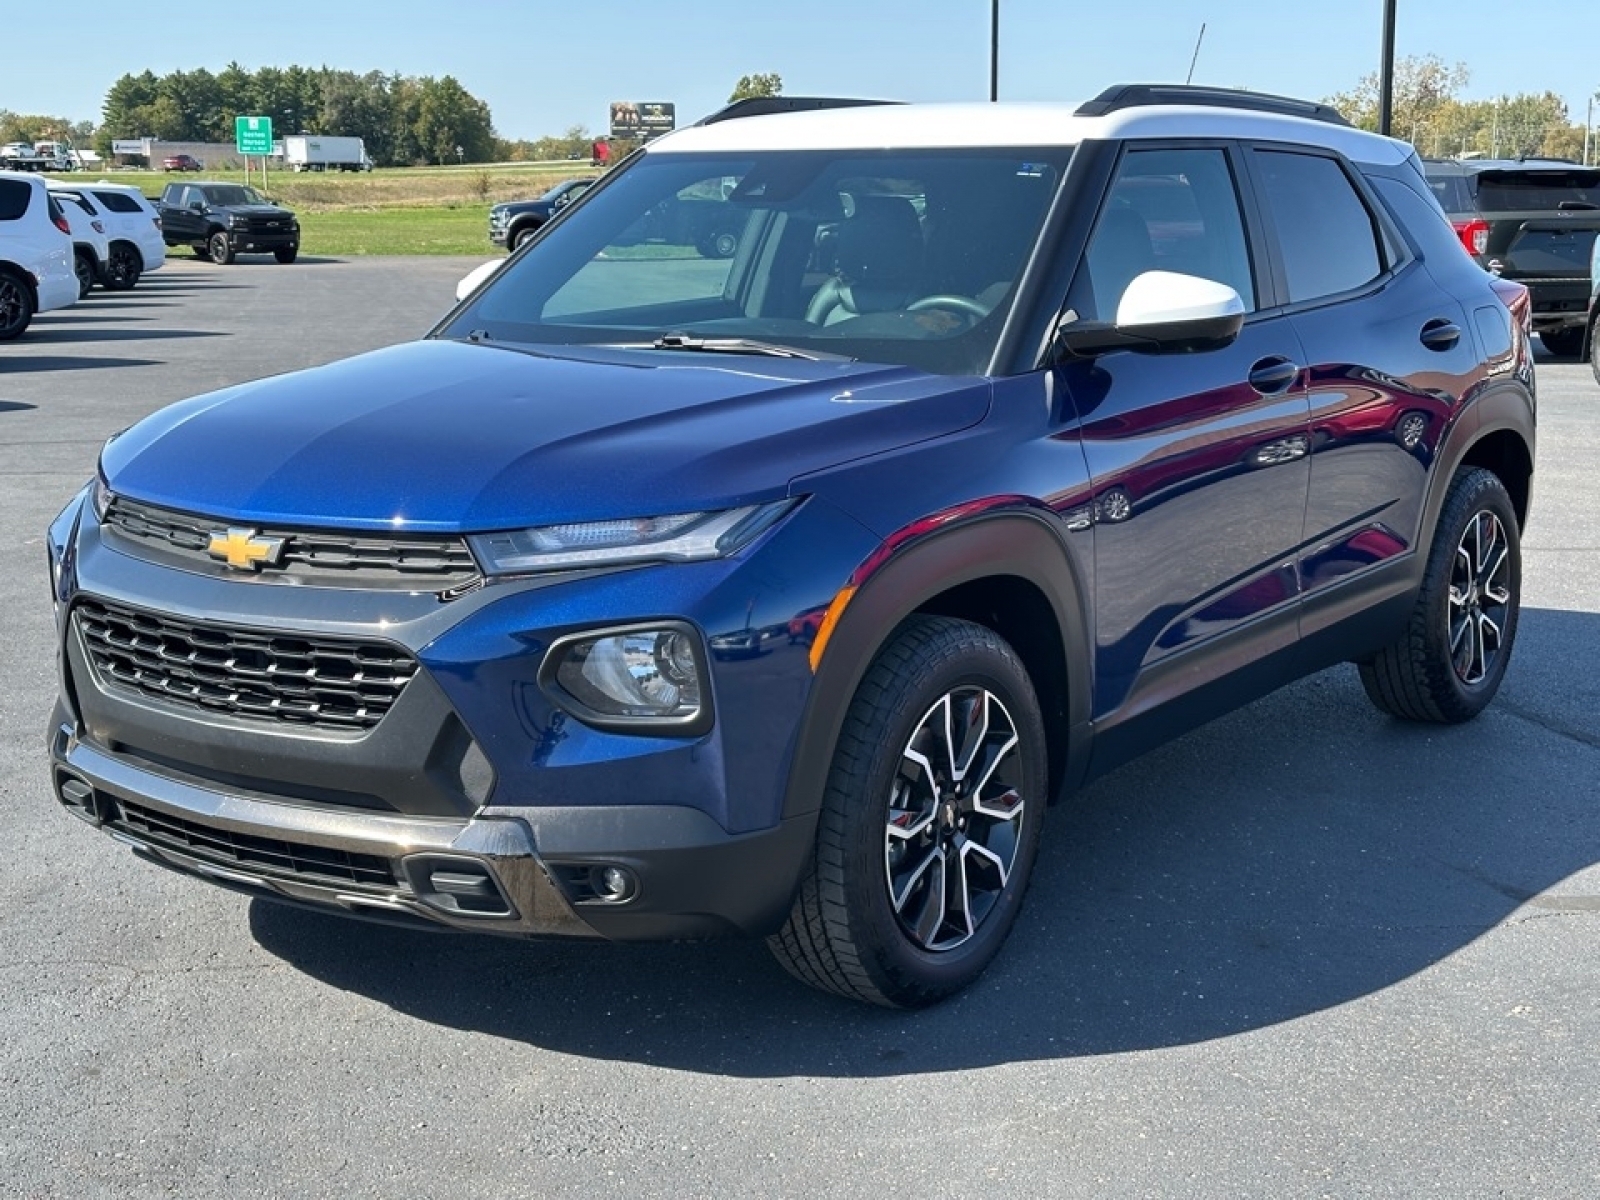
(235, 115, 273, 156)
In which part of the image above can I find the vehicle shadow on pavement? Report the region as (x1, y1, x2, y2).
(0, 357, 159, 373)
(18, 327, 224, 345)
(249, 606, 1600, 1077)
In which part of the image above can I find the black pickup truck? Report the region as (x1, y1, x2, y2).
(156, 181, 300, 264)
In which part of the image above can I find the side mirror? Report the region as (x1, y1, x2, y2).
(190, 200, 204, 211)
(1058, 271, 1245, 358)
(455, 259, 502, 303)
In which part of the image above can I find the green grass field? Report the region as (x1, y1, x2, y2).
(88, 163, 595, 255)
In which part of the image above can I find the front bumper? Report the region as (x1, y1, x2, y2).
(227, 229, 298, 254)
(50, 715, 814, 940)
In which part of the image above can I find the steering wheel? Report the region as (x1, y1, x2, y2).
(906, 294, 989, 320)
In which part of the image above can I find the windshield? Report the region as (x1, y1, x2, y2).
(206, 185, 267, 206)
(441, 147, 1070, 374)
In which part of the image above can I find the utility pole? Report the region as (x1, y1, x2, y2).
(1587, 93, 1595, 167)
(1378, 0, 1397, 135)
(989, 0, 999, 102)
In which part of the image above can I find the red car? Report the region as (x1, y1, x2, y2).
(162, 154, 202, 172)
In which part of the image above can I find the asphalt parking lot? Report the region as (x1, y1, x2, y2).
(2, 258, 1597, 1198)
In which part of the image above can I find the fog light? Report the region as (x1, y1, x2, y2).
(593, 865, 637, 903)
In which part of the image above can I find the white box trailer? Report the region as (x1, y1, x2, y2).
(283, 135, 372, 172)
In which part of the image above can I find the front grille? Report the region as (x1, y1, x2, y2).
(103, 496, 480, 589)
(76, 598, 417, 730)
(114, 798, 399, 891)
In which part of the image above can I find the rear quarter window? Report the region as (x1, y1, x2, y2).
(0, 178, 32, 221)
(92, 190, 143, 214)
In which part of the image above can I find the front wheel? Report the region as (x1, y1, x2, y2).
(768, 616, 1047, 1008)
(512, 224, 539, 251)
(1589, 317, 1600, 387)
(1539, 326, 1585, 359)
(207, 231, 235, 265)
(1359, 467, 1521, 722)
(274, 246, 299, 264)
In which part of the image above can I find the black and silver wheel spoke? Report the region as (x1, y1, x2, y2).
(1447, 509, 1511, 686)
(884, 685, 1025, 953)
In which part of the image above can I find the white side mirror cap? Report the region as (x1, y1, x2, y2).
(455, 259, 502, 303)
(1117, 270, 1245, 330)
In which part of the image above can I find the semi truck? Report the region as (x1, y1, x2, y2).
(282, 135, 372, 172)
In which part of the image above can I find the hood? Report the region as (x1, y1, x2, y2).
(230, 203, 295, 218)
(100, 339, 990, 532)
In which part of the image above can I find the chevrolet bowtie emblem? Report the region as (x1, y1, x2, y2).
(207, 527, 286, 571)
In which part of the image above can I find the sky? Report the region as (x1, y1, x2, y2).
(6, 0, 1599, 141)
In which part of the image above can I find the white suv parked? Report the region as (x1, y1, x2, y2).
(0, 170, 77, 340)
(52, 189, 112, 300)
(50, 180, 164, 287)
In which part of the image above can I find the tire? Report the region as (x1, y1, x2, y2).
(73, 250, 96, 300)
(512, 224, 539, 250)
(1589, 317, 1600, 388)
(207, 231, 235, 265)
(1539, 326, 1584, 359)
(103, 244, 141, 291)
(768, 616, 1047, 1008)
(710, 229, 739, 258)
(192, 244, 211, 261)
(274, 246, 299, 264)
(0, 268, 34, 340)
(1359, 467, 1521, 723)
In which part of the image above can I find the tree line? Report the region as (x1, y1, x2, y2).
(1328, 56, 1597, 161)
(97, 65, 496, 166)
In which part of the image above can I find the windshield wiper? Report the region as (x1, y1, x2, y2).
(648, 333, 847, 361)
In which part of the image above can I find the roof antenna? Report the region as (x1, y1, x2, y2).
(1185, 23, 1206, 85)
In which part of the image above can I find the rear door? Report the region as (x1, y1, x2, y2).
(1245, 147, 1483, 641)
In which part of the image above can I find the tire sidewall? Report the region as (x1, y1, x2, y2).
(835, 628, 1047, 1001)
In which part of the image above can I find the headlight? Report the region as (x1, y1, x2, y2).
(539, 623, 711, 734)
(468, 501, 793, 575)
(228, 213, 247, 226)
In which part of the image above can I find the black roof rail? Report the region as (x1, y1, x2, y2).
(697, 96, 901, 126)
(1076, 84, 1351, 128)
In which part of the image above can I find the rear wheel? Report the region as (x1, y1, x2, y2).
(0, 269, 34, 340)
(207, 231, 234, 265)
(768, 616, 1047, 1008)
(73, 250, 96, 299)
(274, 246, 299, 264)
(103, 244, 141, 290)
(1539, 326, 1585, 358)
(1359, 467, 1520, 723)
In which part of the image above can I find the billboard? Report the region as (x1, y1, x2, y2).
(610, 101, 676, 142)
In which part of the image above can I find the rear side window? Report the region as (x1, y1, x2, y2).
(92, 190, 143, 214)
(1253, 149, 1384, 303)
(1425, 171, 1472, 214)
(0, 178, 31, 221)
(1472, 169, 1600, 212)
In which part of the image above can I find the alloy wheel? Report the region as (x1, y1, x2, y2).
(884, 686, 1025, 952)
(1448, 509, 1511, 686)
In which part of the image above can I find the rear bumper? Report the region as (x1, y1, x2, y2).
(48, 713, 814, 941)
(1516, 278, 1590, 331)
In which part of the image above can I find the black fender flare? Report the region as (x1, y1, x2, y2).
(778, 508, 1094, 822)
(1420, 378, 1536, 545)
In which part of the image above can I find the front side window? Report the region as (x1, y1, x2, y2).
(1074, 146, 1256, 322)
(442, 148, 1070, 374)
(1253, 149, 1384, 303)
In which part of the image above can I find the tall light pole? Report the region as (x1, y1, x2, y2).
(989, 0, 999, 102)
(1587, 93, 1596, 167)
(1378, 0, 1398, 136)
